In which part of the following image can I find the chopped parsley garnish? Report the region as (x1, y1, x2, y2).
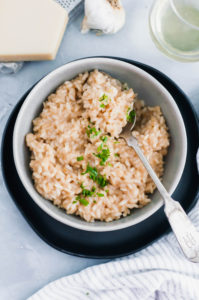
(75, 195, 89, 206)
(94, 136, 110, 165)
(97, 143, 103, 153)
(72, 200, 77, 204)
(99, 94, 110, 109)
(81, 164, 109, 187)
(75, 184, 96, 206)
(114, 153, 119, 157)
(82, 164, 98, 178)
(100, 136, 108, 142)
(86, 125, 101, 138)
(108, 162, 113, 167)
(97, 174, 108, 188)
(126, 108, 136, 123)
(99, 94, 108, 102)
(105, 189, 109, 194)
(77, 156, 84, 161)
(114, 140, 120, 144)
(97, 193, 104, 197)
(79, 198, 89, 206)
(97, 136, 108, 152)
(94, 147, 110, 165)
(100, 104, 105, 108)
(93, 200, 97, 204)
(80, 183, 96, 197)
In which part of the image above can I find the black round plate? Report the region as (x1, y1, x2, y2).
(1, 58, 199, 258)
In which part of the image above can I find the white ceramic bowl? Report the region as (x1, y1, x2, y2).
(13, 57, 187, 232)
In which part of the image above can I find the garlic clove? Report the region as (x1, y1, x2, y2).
(81, 0, 125, 34)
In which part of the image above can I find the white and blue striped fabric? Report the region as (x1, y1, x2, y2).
(29, 151, 199, 300)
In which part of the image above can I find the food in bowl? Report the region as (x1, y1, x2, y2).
(26, 70, 169, 222)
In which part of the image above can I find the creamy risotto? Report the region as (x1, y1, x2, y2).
(26, 70, 169, 222)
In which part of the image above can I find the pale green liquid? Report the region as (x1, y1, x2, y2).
(161, 5, 199, 52)
(178, 5, 199, 27)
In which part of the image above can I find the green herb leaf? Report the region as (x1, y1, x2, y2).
(114, 153, 119, 157)
(82, 164, 98, 179)
(77, 156, 84, 161)
(94, 140, 110, 165)
(100, 104, 105, 108)
(94, 147, 110, 165)
(100, 136, 108, 142)
(97, 193, 104, 197)
(97, 173, 108, 188)
(105, 189, 109, 194)
(72, 200, 77, 204)
(75, 185, 96, 206)
(86, 125, 101, 138)
(97, 143, 103, 152)
(92, 186, 96, 192)
(93, 200, 97, 204)
(79, 198, 89, 206)
(76, 195, 89, 205)
(99, 94, 108, 102)
(99, 94, 110, 109)
(126, 109, 136, 123)
(81, 164, 109, 187)
(114, 140, 120, 144)
(81, 185, 96, 197)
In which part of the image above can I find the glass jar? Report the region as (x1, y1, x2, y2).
(149, 0, 199, 61)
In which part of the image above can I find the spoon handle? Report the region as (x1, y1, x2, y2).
(127, 135, 199, 262)
(164, 199, 199, 262)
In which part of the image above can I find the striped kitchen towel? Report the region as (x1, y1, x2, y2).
(28, 151, 199, 300)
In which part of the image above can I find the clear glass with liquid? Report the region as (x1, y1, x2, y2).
(149, 0, 199, 61)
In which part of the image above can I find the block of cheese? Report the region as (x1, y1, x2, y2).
(0, 0, 68, 61)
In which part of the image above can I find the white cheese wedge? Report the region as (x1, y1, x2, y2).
(0, 0, 68, 61)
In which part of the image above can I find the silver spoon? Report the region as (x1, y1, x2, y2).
(120, 113, 199, 263)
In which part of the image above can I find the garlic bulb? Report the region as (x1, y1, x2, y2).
(81, 0, 125, 34)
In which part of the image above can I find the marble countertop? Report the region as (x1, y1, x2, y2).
(0, 1, 199, 299)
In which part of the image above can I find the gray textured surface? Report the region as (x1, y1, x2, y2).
(0, 1, 199, 299)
